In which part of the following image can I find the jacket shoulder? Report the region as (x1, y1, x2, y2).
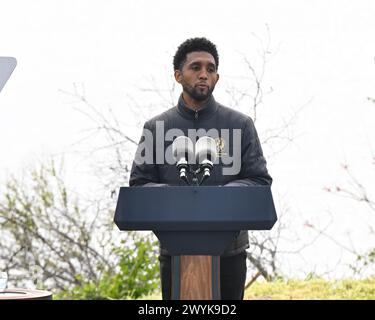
(217, 103, 254, 127)
(144, 106, 177, 129)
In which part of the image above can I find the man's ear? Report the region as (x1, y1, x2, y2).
(215, 73, 220, 85)
(174, 69, 182, 83)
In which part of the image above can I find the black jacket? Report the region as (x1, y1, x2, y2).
(129, 95, 272, 256)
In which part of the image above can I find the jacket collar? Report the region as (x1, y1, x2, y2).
(176, 94, 218, 120)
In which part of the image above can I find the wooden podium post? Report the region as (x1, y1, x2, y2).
(171, 255, 220, 300)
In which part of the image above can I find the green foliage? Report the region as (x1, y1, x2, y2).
(55, 233, 161, 300)
(350, 248, 375, 275)
(101, 277, 375, 300)
(245, 277, 375, 300)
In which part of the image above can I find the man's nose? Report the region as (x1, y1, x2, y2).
(198, 70, 208, 79)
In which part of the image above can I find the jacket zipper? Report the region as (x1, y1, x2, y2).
(193, 110, 199, 185)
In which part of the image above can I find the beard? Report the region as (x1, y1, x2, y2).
(182, 83, 215, 102)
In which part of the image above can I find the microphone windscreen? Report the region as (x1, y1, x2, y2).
(195, 136, 217, 163)
(172, 136, 194, 160)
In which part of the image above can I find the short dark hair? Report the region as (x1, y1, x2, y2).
(173, 37, 219, 71)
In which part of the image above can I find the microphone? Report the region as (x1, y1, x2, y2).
(195, 136, 217, 182)
(172, 136, 194, 183)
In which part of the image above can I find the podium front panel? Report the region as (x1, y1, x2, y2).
(114, 186, 277, 231)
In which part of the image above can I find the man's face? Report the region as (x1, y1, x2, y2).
(174, 51, 219, 102)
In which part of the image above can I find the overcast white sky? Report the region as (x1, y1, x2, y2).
(1, 0, 375, 278)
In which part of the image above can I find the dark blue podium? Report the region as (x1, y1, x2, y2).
(114, 186, 277, 300)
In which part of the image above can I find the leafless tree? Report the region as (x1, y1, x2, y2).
(0, 159, 121, 290)
(320, 161, 375, 276)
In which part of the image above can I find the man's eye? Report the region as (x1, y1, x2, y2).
(192, 65, 200, 71)
(208, 68, 215, 73)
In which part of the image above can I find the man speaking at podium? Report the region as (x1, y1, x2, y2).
(129, 37, 272, 300)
